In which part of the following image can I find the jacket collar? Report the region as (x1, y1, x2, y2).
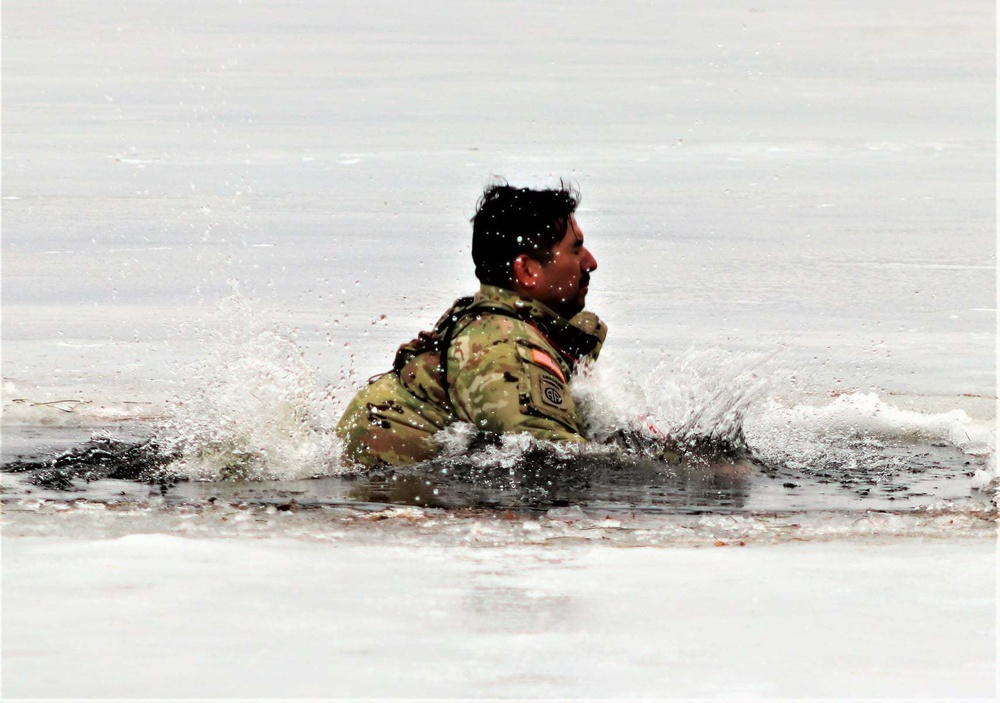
(472, 285, 607, 363)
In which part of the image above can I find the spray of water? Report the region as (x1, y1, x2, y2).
(155, 290, 345, 480)
(745, 392, 997, 494)
(150, 291, 995, 504)
(573, 348, 787, 453)
(573, 347, 995, 499)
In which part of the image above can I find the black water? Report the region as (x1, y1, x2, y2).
(1, 427, 991, 515)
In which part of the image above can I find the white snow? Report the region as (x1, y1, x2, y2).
(2, 534, 995, 699)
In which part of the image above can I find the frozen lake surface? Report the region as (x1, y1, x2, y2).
(2, 0, 996, 698)
(2, 534, 995, 699)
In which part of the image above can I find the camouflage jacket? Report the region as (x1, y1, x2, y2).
(335, 285, 608, 467)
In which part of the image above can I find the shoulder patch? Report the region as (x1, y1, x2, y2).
(524, 364, 576, 428)
(514, 342, 569, 383)
(530, 348, 567, 383)
(537, 371, 567, 407)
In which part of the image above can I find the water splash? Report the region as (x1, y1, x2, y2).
(571, 348, 995, 503)
(573, 348, 787, 453)
(745, 392, 997, 497)
(155, 290, 345, 480)
(142, 292, 996, 509)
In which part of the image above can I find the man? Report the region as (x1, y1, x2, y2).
(336, 182, 605, 468)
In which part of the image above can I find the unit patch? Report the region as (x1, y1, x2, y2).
(539, 373, 565, 407)
(525, 364, 573, 419)
(513, 341, 578, 430)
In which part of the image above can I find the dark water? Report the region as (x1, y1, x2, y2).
(1, 427, 992, 516)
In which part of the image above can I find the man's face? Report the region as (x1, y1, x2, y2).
(529, 215, 598, 319)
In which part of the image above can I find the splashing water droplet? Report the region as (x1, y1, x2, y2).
(155, 290, 347, 481)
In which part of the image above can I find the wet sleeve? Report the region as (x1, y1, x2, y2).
(447, 332, 585, 443)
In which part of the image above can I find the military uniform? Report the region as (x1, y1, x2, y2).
(336, 285, 607, 467)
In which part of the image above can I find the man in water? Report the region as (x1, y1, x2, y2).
(336, 181, 605, 467)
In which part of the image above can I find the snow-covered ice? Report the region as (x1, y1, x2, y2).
(2, 534, 995, 699)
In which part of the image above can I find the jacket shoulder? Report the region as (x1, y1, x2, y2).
(451, 312, 562, 371)
(446, 313, 581, 438)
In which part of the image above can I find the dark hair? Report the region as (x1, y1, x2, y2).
(471, 180, 580, 287)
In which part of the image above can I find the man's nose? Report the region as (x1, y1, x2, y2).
(582, 247, 597, 272)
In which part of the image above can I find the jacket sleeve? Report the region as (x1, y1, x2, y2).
(446, 318, 586, 443)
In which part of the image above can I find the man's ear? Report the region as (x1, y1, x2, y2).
(512, 254, 540, 289)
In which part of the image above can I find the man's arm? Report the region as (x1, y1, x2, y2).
(447, 319, 586, 443)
